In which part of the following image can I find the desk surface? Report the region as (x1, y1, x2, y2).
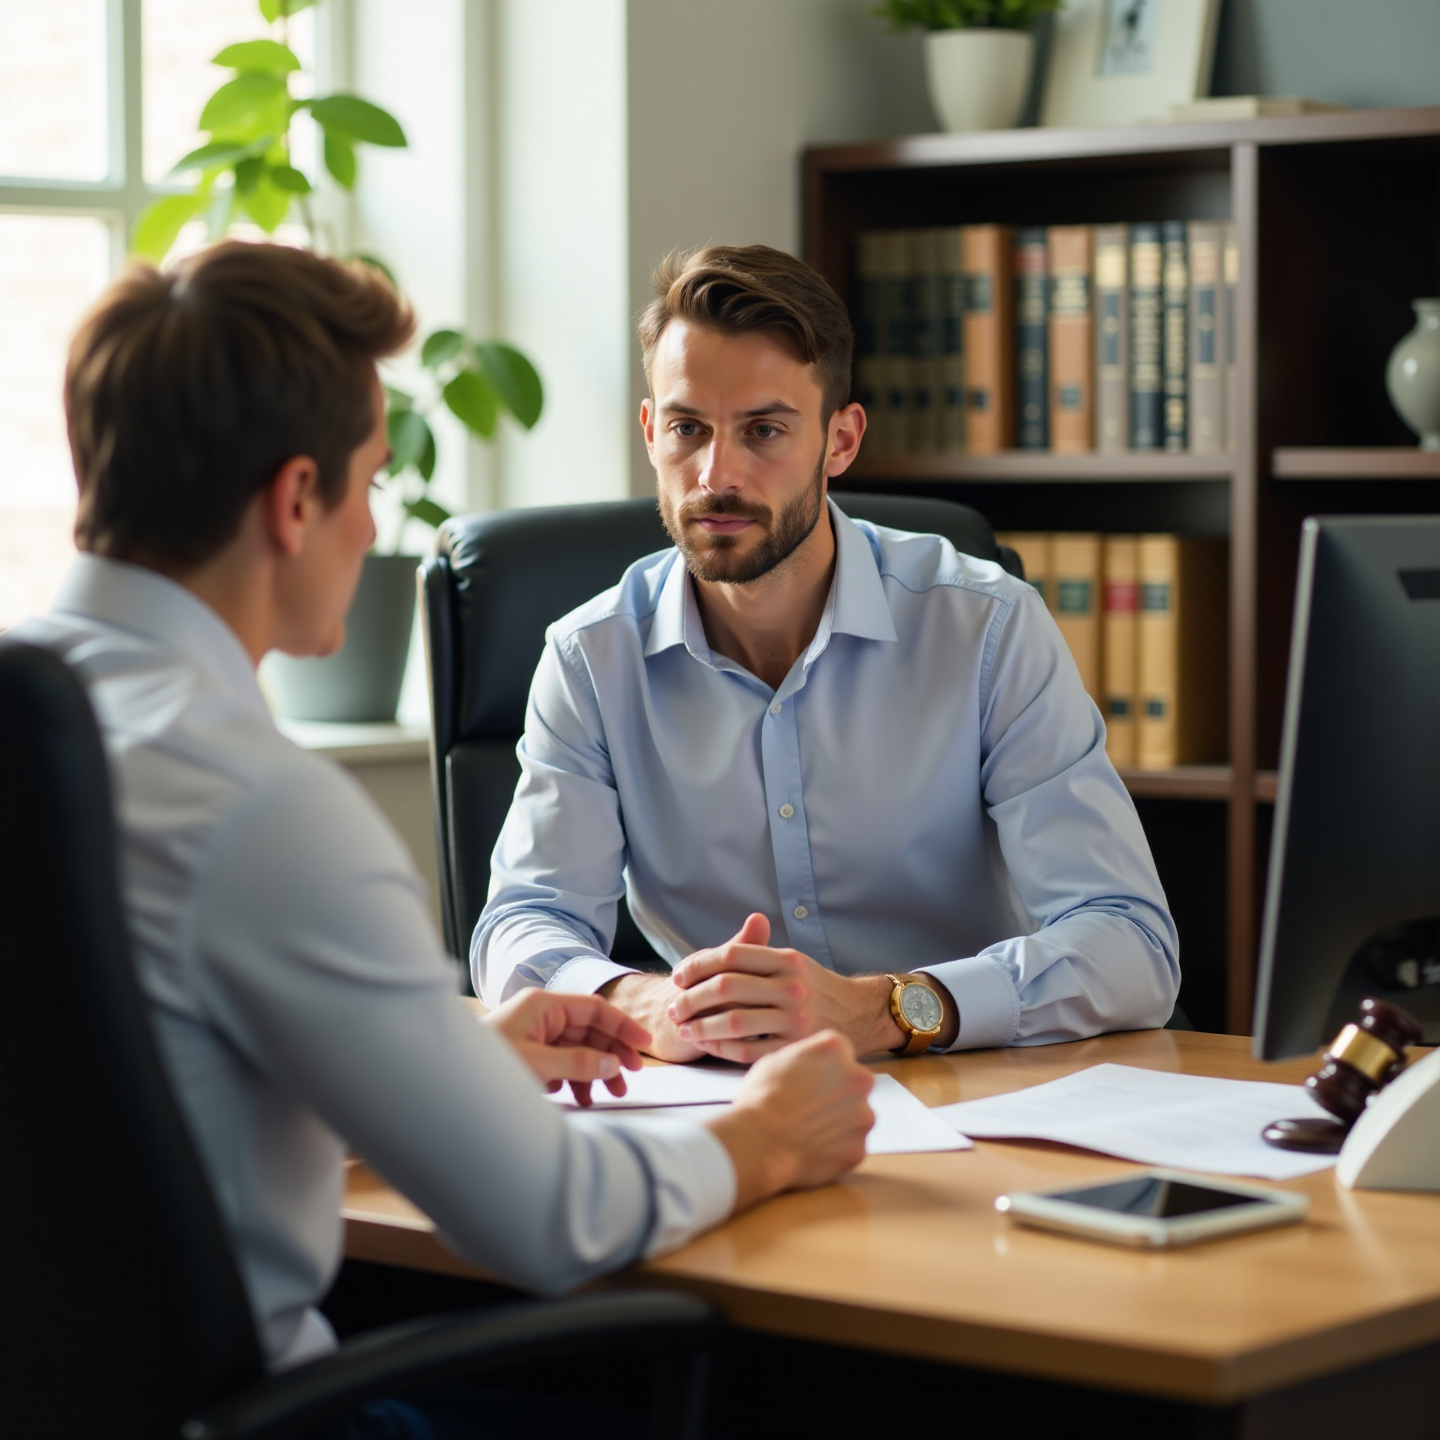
(343, 1029, 1440, 1405)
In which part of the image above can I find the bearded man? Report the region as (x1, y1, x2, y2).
(476, 244, 1179, 1063)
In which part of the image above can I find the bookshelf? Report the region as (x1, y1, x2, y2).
(805, 105, 1440, 1035)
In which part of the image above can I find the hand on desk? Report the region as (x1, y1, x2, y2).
(483, 989, 649, 1107)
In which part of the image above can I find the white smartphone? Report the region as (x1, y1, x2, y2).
(995, 1169, 1309, 1249)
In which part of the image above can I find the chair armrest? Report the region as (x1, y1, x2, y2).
(182, 1290, 717, 1440)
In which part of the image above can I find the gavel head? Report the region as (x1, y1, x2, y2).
(1304, 997, 1424, 1126)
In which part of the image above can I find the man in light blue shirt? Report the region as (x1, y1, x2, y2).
(477, 244, 1179, 1064)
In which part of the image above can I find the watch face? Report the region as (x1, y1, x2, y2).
(900, 983, 943, 1032)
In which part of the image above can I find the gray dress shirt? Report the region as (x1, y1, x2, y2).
(16, 556, 733, 1369)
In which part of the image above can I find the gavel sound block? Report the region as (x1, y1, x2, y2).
(1262, 997, 1424, 1154)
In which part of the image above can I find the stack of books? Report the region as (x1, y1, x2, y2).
(995, 532, 1228, 770)
(854, 223, 1237, 457)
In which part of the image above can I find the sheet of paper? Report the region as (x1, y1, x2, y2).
(566, 1071, 972, 1156)
(546, 1061, 748, 1108)
(931, 1063, 1337, 1180)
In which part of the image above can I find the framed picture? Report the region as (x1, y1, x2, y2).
(1041, 0, 1221, 129)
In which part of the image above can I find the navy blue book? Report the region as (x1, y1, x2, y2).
(1014, 227, 1049, 449)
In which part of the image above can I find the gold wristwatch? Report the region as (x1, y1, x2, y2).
(886, 974, 944, 1057)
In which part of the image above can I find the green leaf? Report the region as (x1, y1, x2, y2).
(443, 369, 499, 438)
(476, 343, 544, 429)
(168, 138, 265, 175)
(384, 385, 414, 410)
(131, 192, 204, 262)
(352, 252, 399, 288)
(420, 329, 466, 369)
(269, 162, 311, 193)
(233, 155, 264, 193)
(213, 39, 300, 75)
(200, 72, 289, 133)
(416, 422, 437, 481)
(308, 94, 407, 147)
(323, 130, 356, 188)
(403, 496, 451, 530)
(240, 170, 291, 231)
(259, 0, 317, 18)
(387, 407, 430, 473)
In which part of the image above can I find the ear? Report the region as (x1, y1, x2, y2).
(824, 401, 866, 480)
(261, 456, 323, 560)
(639, 396, 659, 467)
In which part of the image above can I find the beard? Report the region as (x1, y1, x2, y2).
(659, 449, 827, 585)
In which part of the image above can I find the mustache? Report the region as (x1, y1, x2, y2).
(677, 494, 773, 525)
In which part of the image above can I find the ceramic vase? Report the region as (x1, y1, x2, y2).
(264, 552, 418, 722)
(1385, 298, 1440, 450)
(923, 29, 1033, 134)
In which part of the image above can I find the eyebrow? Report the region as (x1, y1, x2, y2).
(658, 400, 803, 419)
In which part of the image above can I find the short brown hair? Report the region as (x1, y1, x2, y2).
(638, 245, 853, 421)
(67, 240, 414, 569)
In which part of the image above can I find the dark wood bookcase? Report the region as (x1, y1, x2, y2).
(804, 106, 1440, 1035)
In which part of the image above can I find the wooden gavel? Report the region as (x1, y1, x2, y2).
(1262, 998, 1424, 1154)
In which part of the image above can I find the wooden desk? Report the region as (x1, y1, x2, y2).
(344, 1030, 1440, 1430)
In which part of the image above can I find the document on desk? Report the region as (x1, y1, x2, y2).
(555, 1071, 972, 1156)
(545, 1061, 749, 1108)
(931, 1064, 1337, 1180)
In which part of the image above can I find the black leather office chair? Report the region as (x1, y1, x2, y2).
(0, 640, 716, 1440)
(421, 492, 1022, 973)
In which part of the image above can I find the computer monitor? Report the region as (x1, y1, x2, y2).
(1253, 515, 1440, 1060)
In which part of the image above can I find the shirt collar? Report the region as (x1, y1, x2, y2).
(642, 496, 898, 666)
(51, 554, 273, 722)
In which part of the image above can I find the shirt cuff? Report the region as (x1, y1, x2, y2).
(916, 955, 1019, 1052)
(586, 1114, 737, 1257)
(548, 954, 643, 995)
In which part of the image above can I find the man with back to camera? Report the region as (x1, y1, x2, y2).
(11, 242, 874, 1409)
(476, 244, 1180, 1062)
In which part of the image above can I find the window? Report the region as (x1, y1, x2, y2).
(0, 0, 306, 629)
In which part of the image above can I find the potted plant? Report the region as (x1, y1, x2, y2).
(133, 0, 542, 723)
(874, 0, 1061, 134)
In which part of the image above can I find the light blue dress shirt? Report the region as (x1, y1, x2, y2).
(476, 500, 1180, 1049)
(17, 556, 734, 1370)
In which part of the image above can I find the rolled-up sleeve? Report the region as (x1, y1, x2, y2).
(918, 588, 1180, 1049)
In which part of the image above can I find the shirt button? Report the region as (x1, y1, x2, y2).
(778, 803, 795, 819)
(769, 701, 782, 715)
(792, 905, 808, 920)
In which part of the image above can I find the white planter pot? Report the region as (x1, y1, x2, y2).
(924, 28, 1034, 134)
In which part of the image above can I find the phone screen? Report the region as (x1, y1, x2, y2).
(1048, 1176, 1262, 1219)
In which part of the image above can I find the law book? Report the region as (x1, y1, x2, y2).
(1162, 220, 1189, 452)
(1129, 223, 1163, 450)
(1102, 536, 1140, 767)
(961, 223, 1015, 454)
(907, 228, 941, 454)
(936, 226, 967, 452)
(1136, 535, 1228, 769)
(853, 232, 885, 450)
(1051, 532, 1103, 707)
(1223, 221, 1239, 452)
(1093, 224, 1129, 455)
(995, 531, 1051, 610)
(1014, 226, 1049, 450)
(1047, 225, 1093, 453)
(1187, 221, 1226, 455)
(878, 229, 911, 454)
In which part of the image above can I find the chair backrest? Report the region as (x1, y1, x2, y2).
(421, 492, 1021, 965)
(0, 642, 264, 1440)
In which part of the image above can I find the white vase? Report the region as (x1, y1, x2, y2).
(1385, 298, 1440, 450)
(923, 28, 1034, 134)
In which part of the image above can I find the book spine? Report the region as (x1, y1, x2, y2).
(1047, 225, 1093, 454)
(878, 230, 911, 455)
(1187, 220, 1224, 454)
(936, 227, 966, 452)
(1014, 227, 1049, 450)
(1051, 532, 1103, 707)
(1129, 224, 1163, 449)
(1223, 221, 1238, 453)
(994, 531, 1051, 611)
(1162, 220, 1188, 452)
(1102, 536, 1139, 767)
(853, 231, 885, 453)
(1093, 224, 1129, 455)
(907, 228, 941, 454)
(961, 224, 1015, 455)
(1137, 534, 1179, 768)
